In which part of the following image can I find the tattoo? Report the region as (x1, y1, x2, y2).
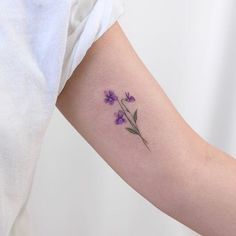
(104, 90, 151, 151)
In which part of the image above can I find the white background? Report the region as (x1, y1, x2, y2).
(27, 0, 236, 235)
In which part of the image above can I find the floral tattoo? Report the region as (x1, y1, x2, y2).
(104, 90, 150, 151)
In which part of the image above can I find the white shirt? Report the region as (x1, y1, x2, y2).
(0, 0, 125, 235)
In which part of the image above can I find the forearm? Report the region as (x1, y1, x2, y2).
(56, 22, 236, 235)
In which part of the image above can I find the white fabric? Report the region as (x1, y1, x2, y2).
(0, 0, 125, 235)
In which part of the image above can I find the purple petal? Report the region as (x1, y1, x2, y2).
(109, 90, 117, 99)
(115, 119, 122, 125)
(129, 96, 135, 102)
(104, 97, 114, 105)
(115, 117, 126, 124)
(124, 91, 135, 102)
(117, 110, 124, 117)
(104, 90, 118, 105)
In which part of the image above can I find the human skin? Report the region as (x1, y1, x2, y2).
(56, 22, 236, 235)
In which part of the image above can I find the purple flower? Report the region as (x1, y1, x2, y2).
(114, 110, 126, 125)
(125, 92, 135, 102)
(104, 90, 118, 105)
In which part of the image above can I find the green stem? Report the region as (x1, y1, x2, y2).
(117, 99, 137, 132)
(121, 99, 131, 113)
(118, 99, 150, 151)
(121, 99, 146, 140)
(121, 99, 140, 131)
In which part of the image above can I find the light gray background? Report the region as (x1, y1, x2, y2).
(27, 0, 236, 235)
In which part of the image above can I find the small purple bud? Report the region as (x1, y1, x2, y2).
(125, 92, 135, 102)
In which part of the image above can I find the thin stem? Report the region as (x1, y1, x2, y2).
(117, 98, 150, 151)
(121, 99, 140, 132)
(142, 138, 151, 151)
(121, 99, 147, 141)
(117, 99, 138, 132)
(121, 99, 131, 113)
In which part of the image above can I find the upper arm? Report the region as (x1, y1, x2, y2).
(56, 21, 236, 236)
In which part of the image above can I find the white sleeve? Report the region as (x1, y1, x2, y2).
(57, 0, 126, 95)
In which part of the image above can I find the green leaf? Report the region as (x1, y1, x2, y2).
(126, 127, 138, 135)
(133, 109, 138, 123)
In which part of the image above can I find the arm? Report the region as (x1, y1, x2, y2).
(56, 22, 236, 236)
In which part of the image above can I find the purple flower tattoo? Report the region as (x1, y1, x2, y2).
(125, 92, 135, 102)
(104, 90, 118, 105)
(104, 90, 150, 151)
(114, 110, 126, 124)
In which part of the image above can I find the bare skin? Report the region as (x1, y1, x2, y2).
(56, 22, 236, 236)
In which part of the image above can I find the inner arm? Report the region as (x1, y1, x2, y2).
(56, 22, 236, 236)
